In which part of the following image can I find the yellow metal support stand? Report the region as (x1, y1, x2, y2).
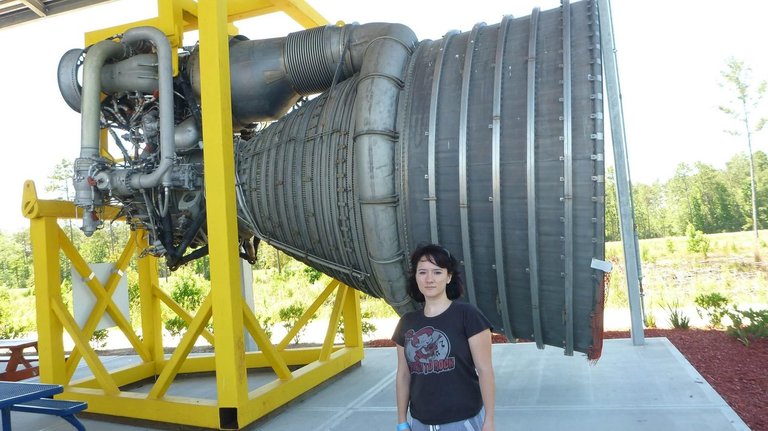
(22, 1, 367, 429)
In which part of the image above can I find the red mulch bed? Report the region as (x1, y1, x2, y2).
(367, 329, 767, 430)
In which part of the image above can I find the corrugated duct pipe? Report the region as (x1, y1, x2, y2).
(229, 23, 418, 310)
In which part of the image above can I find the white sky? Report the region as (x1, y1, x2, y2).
(0, 0, 766, 232)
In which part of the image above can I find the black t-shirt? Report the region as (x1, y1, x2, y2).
(392, 301, 493, 425)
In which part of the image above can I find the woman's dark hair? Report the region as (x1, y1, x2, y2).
(407, 243, 464, 303)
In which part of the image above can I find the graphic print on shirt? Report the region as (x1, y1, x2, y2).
(404, 326, 456, 374)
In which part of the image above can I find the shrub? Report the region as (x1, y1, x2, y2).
(641, 246, 655, 264)
(685, 224, 710, 257)
(259, 315, 274, 340)
(278, 304, 315, 344)
(644, 309, 657, 328)
(664, 301, 690, 329)
(337, 310, 378, 340)
(694, 292, 730, 328)
(726, 307, 768, 346)
(90, 328, 109, 349)
(164, 270, 208, 337)
(665, 238, 676, 255)
(0, 286, 33, 338)
(302, 266, 323, 284)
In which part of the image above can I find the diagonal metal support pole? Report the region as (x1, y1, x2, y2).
(597, 0, 644, 345)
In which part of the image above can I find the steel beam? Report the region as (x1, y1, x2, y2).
(597, 0, 644, 345)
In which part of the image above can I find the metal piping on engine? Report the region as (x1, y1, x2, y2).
(73, 27, 175, 235)
(121, 26, 175, 190)
(74, 39, 128, 235)
(189, 25, 355, 129)
(348, 24, 417, 310)
(79, 40, 127, 159)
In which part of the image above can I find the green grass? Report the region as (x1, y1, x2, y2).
(606, 229, 768, 311)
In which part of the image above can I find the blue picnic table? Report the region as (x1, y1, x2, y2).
(1, 381, 61, 430)
(0, 381, 87, 431)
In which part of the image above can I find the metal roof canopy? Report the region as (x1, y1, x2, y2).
(0, 0, 327, 32)
(0, 0, 113, 30)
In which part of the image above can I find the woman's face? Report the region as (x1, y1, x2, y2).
(415, 255, 452, 301)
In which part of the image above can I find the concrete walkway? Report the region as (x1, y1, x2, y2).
(11, 337, 750, 430)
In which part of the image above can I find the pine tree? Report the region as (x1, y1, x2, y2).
(719, 58, 767, 261)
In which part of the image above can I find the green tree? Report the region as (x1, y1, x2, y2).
(719, 58, 767, 260)
(78, 222, 131, 263)
(0, 231, 32, 290)
(724, 153, 754, 230)
(665, 163, 696, 235)
(691, 163, 741, 233)
(685, 223, 710, 257)
(0, 286, 34, 338)
(46, 159, 77, 242)
(632, 182, 672, 239)
(724, 151, 768, 231)
(663, 162, 741, 235)
(164, 267, 210, 336)
(754, 151, 768, 228)
(45, 159, 74, 198)
(191, 256, 210, 280)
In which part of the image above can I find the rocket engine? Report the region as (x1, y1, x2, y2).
(58, 0, 606, 355)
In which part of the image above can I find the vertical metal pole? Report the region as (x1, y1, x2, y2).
(597, 0, 644, 345)
(526, 8, 543, 350)
(427, 31, 458, 244)
(458, 23, 483, 307)
(198, 0, 249, 426)
(342, 285, 364, 348)
(491, 16, 512, 335)
(136, 229, 164, 363)
(561, 0, 575, 356)
(30, 216, 67, 383)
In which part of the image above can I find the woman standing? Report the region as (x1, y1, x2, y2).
(392, 244, 496, 431)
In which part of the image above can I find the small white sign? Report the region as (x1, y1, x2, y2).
(590, 258, 613, 273)
(72, 263, 130, 330)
